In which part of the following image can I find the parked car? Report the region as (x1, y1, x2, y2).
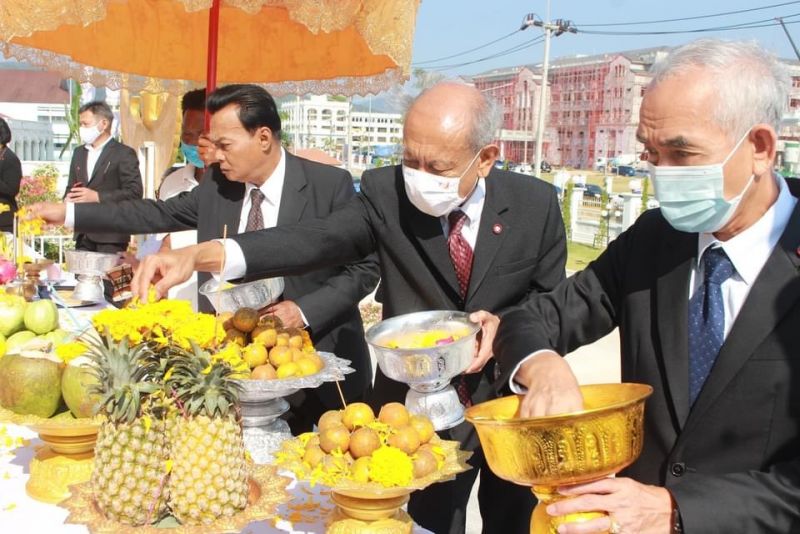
(513, 163, 534, 175)
(540, 160, 552, 173)
(353, 177, 361, 193)
(575, 183, 603, 198)
(613, 165, 636, 176)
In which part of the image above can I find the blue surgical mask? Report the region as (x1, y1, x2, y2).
(649, 128, 754, 233)
(180, 141, 205, 169)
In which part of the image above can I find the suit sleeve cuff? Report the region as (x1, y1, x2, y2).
(509, 350, 560, 393)
(297, 308, 310, 328)
(64, 202, 75, 229)
(212, 239, 247, 281)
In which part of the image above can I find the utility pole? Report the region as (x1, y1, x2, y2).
(777, 17, 800, 61)
(521, 6, 576, 178)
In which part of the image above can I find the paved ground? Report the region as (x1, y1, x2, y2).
(464, 329, 622, 534)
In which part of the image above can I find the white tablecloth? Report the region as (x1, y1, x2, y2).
(0, 424, 432, 534)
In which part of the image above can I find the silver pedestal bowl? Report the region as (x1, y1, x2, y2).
(234, 351, 354, 463)
(64, 251, 119, 303)
(366, 310, 480, 431)
(199, 277, 284, 313)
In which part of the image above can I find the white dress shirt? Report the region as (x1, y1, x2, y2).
(238, 148, 286, 234)
(509, 173, 797, 392)
(441, 178, 486, 249)
(85, 135, 113, 182)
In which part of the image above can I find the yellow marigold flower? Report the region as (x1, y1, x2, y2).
(54, 341, 88, 364)
(368, 446, 413, 487)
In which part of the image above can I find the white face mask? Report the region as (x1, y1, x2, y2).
(649, 128, 755, 234)
(403, 152, 481, 217)
(80, 123, 103, 146)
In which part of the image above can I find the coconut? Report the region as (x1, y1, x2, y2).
(0, 297, 25, 337)
(61, 356, 101, 418)
(5, 330, 37, 354)
(0, 351, 64, 417)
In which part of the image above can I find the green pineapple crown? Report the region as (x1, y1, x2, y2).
(165, 343, 242, 419)
(87, 335, 162, 424)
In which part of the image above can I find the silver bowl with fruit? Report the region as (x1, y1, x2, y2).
(199, 277, 284, 314)
(366, 310, 480, 431)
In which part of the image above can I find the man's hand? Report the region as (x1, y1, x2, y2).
(132, 241, 225, 301)
(515, 351, 584, 417)
(65, 186, 99, 203)
(548, 478, 673, 534)
(132, 248, 199, 301)
(198, 134, 218, 166)
(28, 202, 67, 225)
(465, 310, 499, 373)
(262, 300, 305, 329)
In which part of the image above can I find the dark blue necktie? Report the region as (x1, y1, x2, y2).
(688, 246, 735, 405)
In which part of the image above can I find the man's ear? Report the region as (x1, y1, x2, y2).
(477, 144, 500, 177)
(749, 123, 776, 177)
(258, 126, 274, 150)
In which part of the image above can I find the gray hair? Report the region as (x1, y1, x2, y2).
(403, 80, 502, 151)
(649, 39, 790, 139)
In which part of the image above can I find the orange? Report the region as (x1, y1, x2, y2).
(342, 402, 375, 430)
(269, 345, 293, 367)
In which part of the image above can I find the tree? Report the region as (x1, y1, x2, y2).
(640, 176, 651, 213)
(59, 80, 82, 159)
(412, 68, 445, 91)
(278, 110, 293, 150)
(561, 182, 573, 243)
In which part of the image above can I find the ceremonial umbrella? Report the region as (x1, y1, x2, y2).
(0, 0, 419, 98)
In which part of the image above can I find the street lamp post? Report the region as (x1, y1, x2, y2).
(521, 7, 576, 178)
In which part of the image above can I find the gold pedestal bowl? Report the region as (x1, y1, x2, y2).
(465, 383, 653, 534)
(327, 487, 414, 534)
(0, 407, 101, 504)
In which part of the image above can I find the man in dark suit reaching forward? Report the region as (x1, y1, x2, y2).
(64, 100, 143, 253)
(129, 81, 568, 534)
(494, 39, 800, 534)
(32, 85, 379, 431)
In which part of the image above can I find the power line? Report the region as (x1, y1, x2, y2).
(413, 29, 521, 66)
(577, 13, 800, 36)
(577, 0, 800, 27)
(428, 36, 545, 71)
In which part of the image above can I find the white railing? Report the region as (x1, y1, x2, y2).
(30, 234, 74, 264)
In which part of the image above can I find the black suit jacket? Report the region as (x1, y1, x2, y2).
(231, 164, 567, 411)
(0, 147, 21, 232)
(66, 138, 143, 244)
(74, 153, 379, 404)
(494, 179, 800, 533)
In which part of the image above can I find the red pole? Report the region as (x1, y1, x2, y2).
(204, 0, 221, 130)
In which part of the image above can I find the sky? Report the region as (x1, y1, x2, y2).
(410, 0, 800, 76)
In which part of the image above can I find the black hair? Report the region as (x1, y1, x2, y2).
(0, 118, 10, 145)
(78, 101, 114, 132)
(181, 88, 206, 114)
(206, 84, 281, 137)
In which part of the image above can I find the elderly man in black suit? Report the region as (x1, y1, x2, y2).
(64, 101, 143, 253)
(494, 39, 800, 534)
(31, 85, 379, 432)
(129, 81, 568, 534)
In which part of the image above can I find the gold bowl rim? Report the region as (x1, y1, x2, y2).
(465, 383, 653, 426)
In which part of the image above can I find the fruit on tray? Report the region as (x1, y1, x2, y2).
(89, 337, 170, 526)
(86, 337, 249, 527)
(219, 307, 324, 380)
(165, 344, 249, 525)
(0, 351, 64, 418)
(277, 402, 446, 487)
(383, 328, 471, 350)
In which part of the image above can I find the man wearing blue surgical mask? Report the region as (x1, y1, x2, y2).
(126, 81, 569, 534)
(493, 40, 800, 534)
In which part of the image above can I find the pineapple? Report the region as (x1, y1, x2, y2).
(165, 344, 248, 525)
(87, 337, 170, 526)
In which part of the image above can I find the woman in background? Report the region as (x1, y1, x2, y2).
(0, 118, 22, 233)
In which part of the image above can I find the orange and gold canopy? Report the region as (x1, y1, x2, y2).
(0, 0, 419, 95)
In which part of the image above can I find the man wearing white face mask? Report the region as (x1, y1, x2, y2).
(493, 39, 800, 534)
(128, 81, 568, 534)
(64, 101, 142, 253)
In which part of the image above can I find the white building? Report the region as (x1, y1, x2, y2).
(280, 95, 402, 166)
